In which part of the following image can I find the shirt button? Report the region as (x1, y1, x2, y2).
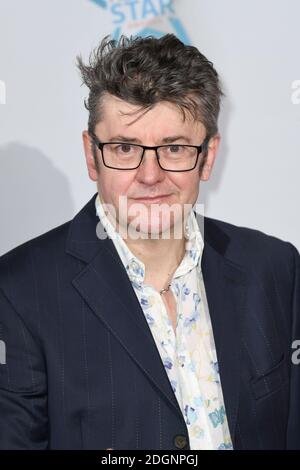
(174, 434, 188, 449)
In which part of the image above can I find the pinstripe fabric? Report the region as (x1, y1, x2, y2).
(0, 193, 299, 449)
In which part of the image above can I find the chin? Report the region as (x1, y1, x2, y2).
(132, 218, 175, 240)
(120, 206, 183, 240)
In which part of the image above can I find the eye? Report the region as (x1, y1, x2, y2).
(168, 145, 181, 152)
(117, 144, 132, 153)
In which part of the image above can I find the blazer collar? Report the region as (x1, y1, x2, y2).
(66, 193, 248, 448)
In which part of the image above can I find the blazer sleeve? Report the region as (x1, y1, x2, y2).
(286, 242, 300, 449)
(0, 289, 48, 449)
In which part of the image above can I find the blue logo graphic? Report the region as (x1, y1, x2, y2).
(89, 0, 190, 44)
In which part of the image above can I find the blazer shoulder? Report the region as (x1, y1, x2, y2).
(0, 220, 71, 290)
(204, 214, 299, 272)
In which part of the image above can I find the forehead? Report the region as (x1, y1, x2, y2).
(97, 93, 205, 138)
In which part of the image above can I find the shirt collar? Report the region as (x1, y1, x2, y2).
(95, 193, 204, 286)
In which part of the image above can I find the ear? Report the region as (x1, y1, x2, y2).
(199, 133, 221, 181)
(82, 130, 99, 181)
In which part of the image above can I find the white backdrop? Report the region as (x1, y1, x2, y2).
(0, 0, 299, 256)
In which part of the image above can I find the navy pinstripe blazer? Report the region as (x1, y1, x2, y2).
(0, 192, 299, 450)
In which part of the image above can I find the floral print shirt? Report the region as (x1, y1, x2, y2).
(95, 194, 233, 450)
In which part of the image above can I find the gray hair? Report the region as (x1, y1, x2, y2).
(76, 34, 224, 172)
(77, 33, 224, 132)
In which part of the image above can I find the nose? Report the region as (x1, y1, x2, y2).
(135, 148, 165, 184)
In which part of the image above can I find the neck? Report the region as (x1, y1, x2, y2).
(124, 230, 186, 287)
(128, 236, 185, 267)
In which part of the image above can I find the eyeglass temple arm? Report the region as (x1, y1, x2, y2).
(89, 132, 105, 151)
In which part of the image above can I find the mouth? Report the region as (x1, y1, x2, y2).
(130, 194, 172, 204)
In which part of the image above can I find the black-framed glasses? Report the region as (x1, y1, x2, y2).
(89, 132, 208, 172)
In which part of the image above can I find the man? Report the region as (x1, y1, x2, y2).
(0, 34, 299, 450)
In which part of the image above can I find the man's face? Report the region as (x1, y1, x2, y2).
(83, 93, 220, 238)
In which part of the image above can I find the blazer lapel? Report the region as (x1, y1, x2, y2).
(72, 236, 184, 418)
(67, 194, 248, 446)
(201, 239, 247, 446)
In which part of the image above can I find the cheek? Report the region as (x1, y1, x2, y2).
(169, 173, 200, 201)
(98, 170, 135, 203)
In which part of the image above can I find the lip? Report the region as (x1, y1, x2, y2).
(131, 194, 171, 203)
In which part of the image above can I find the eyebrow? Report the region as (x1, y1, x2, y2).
(108, 135, 192, 144)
